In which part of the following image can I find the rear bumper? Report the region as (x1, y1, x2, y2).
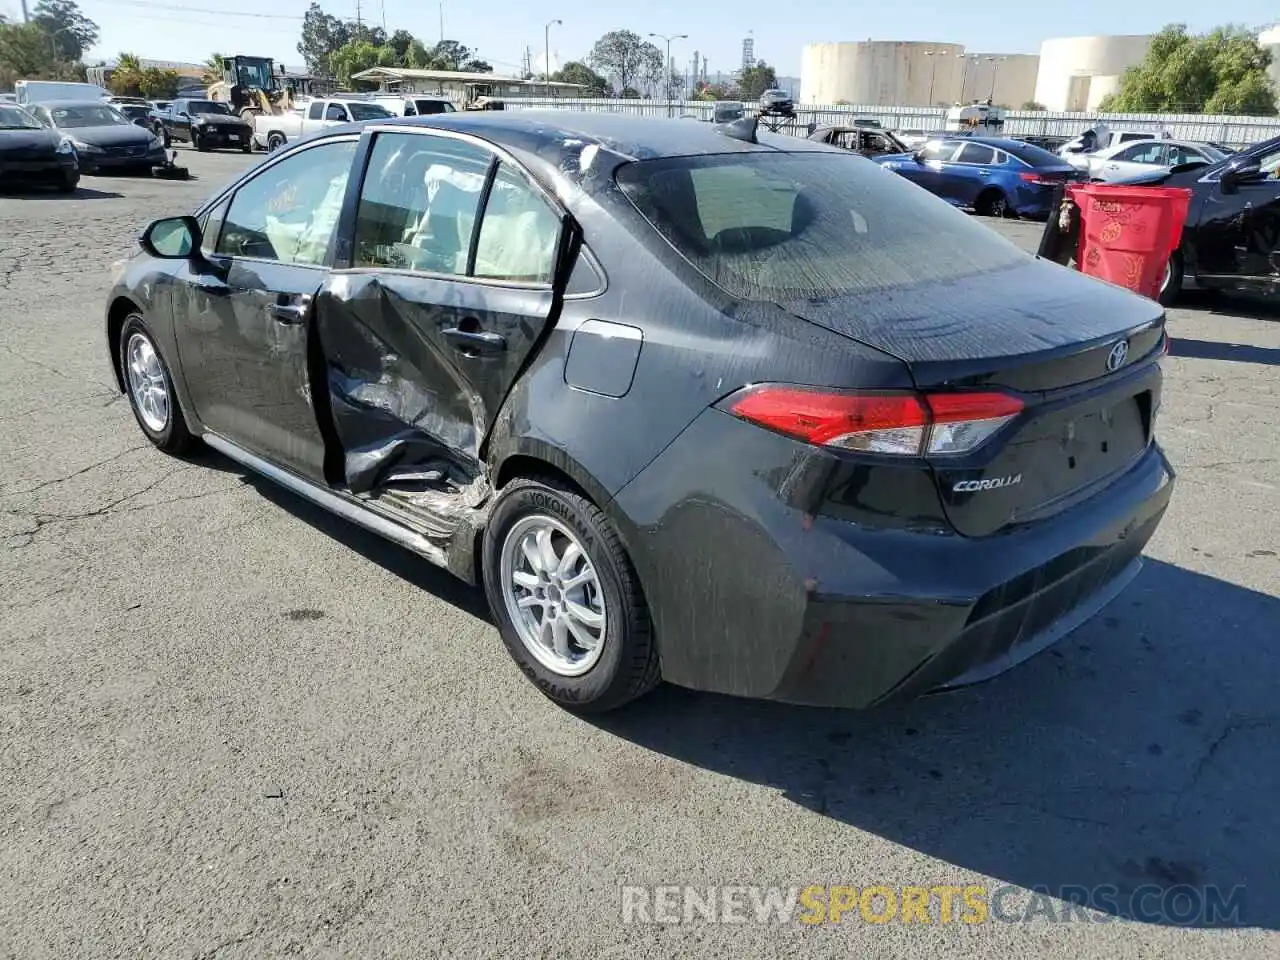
(612, 408, 1174, 709)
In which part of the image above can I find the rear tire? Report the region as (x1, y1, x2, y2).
(57, 172, 78, 193)
(192, 130, 209, 152)
(977, 189, 1014, 218)
(1158, 249, 1183, 306)
(266, 132, 286, 152)
(482, 477, 660, 714)
(118, 314, 197, 455)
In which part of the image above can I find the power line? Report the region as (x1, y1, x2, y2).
(86, 0, 304, 19)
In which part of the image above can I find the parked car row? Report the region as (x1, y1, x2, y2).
(0, 99, 166, 187)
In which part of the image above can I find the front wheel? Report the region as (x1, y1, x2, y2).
(192, 130, 209, 152)
(119, 314, 197, 455)
(482, 477, 660, 713)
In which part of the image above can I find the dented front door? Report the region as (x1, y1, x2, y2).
(175, 137, 360, 481)
(316, 131, 566, 494)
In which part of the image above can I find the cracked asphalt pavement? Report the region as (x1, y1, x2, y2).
(1, 151, 1277, 959)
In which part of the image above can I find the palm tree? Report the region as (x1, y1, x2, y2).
(202, 53, 225, 85)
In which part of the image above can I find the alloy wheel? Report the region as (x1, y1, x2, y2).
(499, 515, 607, 677)
(125, 332, 170, 432)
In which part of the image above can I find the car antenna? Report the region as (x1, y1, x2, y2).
(717, 115, 759, 144)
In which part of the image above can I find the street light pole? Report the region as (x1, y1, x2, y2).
(988, 56, 1007, 102)
(649, 32, 687, 117)
(544, 18, 561, 98)
(923, 50, 937, 106)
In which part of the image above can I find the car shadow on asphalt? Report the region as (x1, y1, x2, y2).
(1170, 337, 1280, 366)
(187, 445, 1278, 929)
(593, 559, 1280, 931)
(187, 448, 492, 622)
(0, 187, 124, 200)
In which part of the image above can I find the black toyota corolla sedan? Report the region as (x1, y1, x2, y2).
(103, 113, 1175, 713)
(0, 102, 79, 192)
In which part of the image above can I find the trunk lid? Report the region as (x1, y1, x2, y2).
(783, 257, 1166, 536)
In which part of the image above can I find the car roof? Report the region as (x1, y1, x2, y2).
(330, 111, 835, 159)
(31, 99, 116, 108)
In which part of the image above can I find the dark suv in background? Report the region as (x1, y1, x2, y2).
(758, 89, 795, 117)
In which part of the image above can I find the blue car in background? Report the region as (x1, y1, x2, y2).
(874, 136, 1081, 219)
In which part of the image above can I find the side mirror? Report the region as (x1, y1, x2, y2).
(1220, 153, 1262, 191)
(140, 216, 202, 260)
(912, 151, 925, 163)
(132, 117, 148, 127)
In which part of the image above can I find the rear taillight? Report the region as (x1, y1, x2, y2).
(724, 385, 1023, 457)
(1019, 172, 1055, 184)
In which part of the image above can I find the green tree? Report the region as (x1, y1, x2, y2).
(1100, 24, 1277, 116)
(297, 2, 351, 76)
(387, 29, 415, 62)
(330, 40, 382, 89)
(426, 40, 489, 72)
(202, 52, 224, 85)
(636, 41, 664, 96)
(552, 61, 610, 97)
(738, 60, 777, 99)
(32, 0, 97, 62)
(405, 38, 431, 69)
(588, 30, 655, 95)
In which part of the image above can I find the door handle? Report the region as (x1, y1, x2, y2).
(268, 301, 308, 324)
(443, 326, 506, 355)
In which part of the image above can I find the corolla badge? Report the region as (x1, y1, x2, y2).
(953, 474, 1022, 493)
(1106, 339, 1130, 371)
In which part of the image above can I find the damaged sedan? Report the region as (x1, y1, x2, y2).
(104, 113, 1174, 713)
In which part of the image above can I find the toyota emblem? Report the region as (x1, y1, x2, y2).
(1106, 339, 1130, 372)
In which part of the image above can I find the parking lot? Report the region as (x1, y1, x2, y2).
(1, 149, 1277, 959)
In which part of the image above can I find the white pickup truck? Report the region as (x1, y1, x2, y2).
(252, 97, 395, 152)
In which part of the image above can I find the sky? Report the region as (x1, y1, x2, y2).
(3, 0, 1277, 79)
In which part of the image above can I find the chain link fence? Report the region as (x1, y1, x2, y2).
(504, 98, 1280, 148)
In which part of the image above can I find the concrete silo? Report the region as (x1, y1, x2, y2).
(1033, 35, 1152, 111)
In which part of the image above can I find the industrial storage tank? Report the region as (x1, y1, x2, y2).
(1033, 35, 1152, 111)
(801, 41, 966, 106)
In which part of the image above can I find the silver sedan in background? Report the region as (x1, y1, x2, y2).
(1072, 138, 1228, 182)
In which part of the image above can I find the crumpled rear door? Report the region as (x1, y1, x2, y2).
(313, 270, 558, 494)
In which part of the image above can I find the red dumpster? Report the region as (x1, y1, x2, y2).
(1065, 183, 1193, 301)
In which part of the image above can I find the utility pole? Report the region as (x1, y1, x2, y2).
(438, 2, 444, 44)
(354, 0, 362, 31)
(649, 32, 687, 116)
(545, 18, 561, 97)
(20, 0, 30, 21)
(380, 0, 386, 33)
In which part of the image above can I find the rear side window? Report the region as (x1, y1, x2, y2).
(955, 143, 995, 164)
(616, 153, 1025, 302)
(308, 101, 324, 120)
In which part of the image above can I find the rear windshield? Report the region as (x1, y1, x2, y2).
(49, 104, 127, 127)
(615, 153, 1025, 301)
(348, 102, 393, 120)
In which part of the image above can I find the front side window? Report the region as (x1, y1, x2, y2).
(919, 141, 957, 162)
(352, 132, 492, 275)
(216, 140, 357, 265)
(617, 153, 1026, 302)
(325, 103, 349, 122)
(308, 101, 324, 120)
(1117, 143, 1166, 164)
